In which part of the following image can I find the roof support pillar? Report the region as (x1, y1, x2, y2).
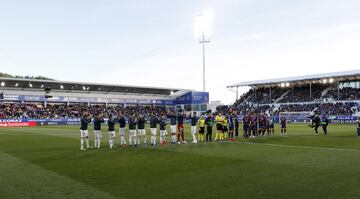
(269, 86, 272, 104)
(337, 80, 340, 101)
(309, 82, 312, 101)
(236, 86, 239, 100)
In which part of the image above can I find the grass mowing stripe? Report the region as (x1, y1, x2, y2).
(0, 151, 120, 199)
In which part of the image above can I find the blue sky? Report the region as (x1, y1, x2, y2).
(1, 0, 360, 103)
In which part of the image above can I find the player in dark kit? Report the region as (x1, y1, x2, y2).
(149, 112, 159, 146)
(280, 116, 287, 135)
(137, 114, 147, 145)
(107, 114, 116, 149)
(268, 115, 275, 135)
(205, 113, 213, 142)
(80, 111, 92, 150)
(128, 114, 138, 146)
(228, 113, 236, 140)
(258, 113, 266, 136)
(93, 114, 105, 149)
(242, 114, 251, 138)
(117, 112, 127, 147)
(312, 115, 321, 136)
(250, 113, 258, 138)
(169, 111, 177, 144)
(234, 113, 239, 137)
(177, 112, 187, 144)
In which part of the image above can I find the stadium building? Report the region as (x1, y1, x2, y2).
(226, 70, 360, 123)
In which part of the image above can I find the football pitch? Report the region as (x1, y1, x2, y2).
(1, 124, 360, 199)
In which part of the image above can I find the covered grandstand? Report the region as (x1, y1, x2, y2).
(225, 70, 360, 118)
(0, 77, 209, 118)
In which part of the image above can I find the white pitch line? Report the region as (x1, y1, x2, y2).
(227, 141, 360, 152)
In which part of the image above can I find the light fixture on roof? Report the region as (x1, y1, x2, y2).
(322, 79, 327, 84)
(170, 90, 174, 95)
(87, 87, 90, 90)
(15, 83, 19, 87)
(1, 82, 5, 87)
(329, 78, 334, 83)
(280, 83, 285, 88)
(60, 85, 64, 89)
(82, 86, 86, 90)
(40, 84, 44, 88)
(29, 83, 33, 88)
(285, 82, 290, 87)
(98, 88, 101, 91)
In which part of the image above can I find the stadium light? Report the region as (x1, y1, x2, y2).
(329, 78, 334, 83)
(15, 83, 18, 87)
(194, 8, 213, 92)
(286, 82, 290, 87)
(280, 83, 285, 88)
(322, 79, 327, 84)
(60, 85, 64, 89)
(82, 86, 86, 90)
(1, 82, 5, 87)
(87, 87, 90, 90)
(170, 90, 174, 95)
(29, 83, 33, 88)
(41, 84, 44, 88)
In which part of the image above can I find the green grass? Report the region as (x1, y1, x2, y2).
(1, 124, 360, 199)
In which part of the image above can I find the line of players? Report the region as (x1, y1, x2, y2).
(79, 110, 287, 151)
(214, 112, 287, 141)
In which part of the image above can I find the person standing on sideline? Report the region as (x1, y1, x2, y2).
(149, 112, 159, 146)
(190, 112, 198, 144)
(93, 113, 105, 149)
(107, 114, 116, 149)
(321, 114, 329, 135)
(205, 113, 214, 142)
(198, 115, 205, 142)
(80, 111, 92, 150)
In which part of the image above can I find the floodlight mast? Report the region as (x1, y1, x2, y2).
(199, 31, 210, 92)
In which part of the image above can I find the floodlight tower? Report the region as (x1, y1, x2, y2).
(194, 9, 213, 92)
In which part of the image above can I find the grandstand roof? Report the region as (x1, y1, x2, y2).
(0, 77, 186, 96)
(228, 70, 360, 88)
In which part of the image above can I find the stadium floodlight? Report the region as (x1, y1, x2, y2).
(170, 90, 174, 95)
(322, 79, 327, 84)
(1, 82, 5, 87)
(329, 78, 334, 83)
(194, 8, 213, 92)
(82, 86, 86, 90)
(286, 82, 290, 87)
(15, 83, 18, 87)
(29, 83, 33, 88)
(60, 85, 64, 89)
(281, 83, 285, 88)
(87, 87, 90, 90)
(41, 84, 44, 88)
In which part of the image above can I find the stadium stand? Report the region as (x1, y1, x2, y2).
(0, 76, 209, 120)
(226, 70, 360, 116)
